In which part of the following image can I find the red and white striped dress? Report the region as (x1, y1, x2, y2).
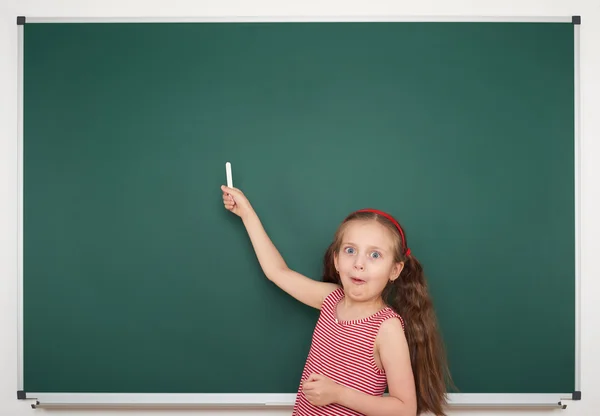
(292, 287, 405, 416)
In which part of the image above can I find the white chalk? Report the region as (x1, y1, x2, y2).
(225, 162, 233, 188)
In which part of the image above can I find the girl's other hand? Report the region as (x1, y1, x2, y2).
(302, 373, 342, 407)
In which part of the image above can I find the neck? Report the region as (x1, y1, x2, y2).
(339, 294, 386, 319)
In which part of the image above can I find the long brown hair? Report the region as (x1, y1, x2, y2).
(323, 210, 454, 416)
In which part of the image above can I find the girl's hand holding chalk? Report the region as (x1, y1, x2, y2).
(221, 162, 253, 220)
(221, 185, 252, 220)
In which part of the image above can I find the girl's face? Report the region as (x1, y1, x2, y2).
(334, 220, 404, 302)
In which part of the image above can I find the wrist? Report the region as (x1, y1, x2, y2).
(333, 381, 346, 404)
(240, 207, 257, 223)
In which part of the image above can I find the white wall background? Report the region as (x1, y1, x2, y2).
(1, 1, 598, 415)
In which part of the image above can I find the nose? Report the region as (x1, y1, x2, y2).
(353, 259, 365, 271)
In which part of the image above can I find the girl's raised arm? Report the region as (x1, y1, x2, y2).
(221, 185, 339, 309)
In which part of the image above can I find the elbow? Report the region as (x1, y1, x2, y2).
(265, 266, 290, 282)
(391, 397, 416, 416)
(404, 402, 417, 416)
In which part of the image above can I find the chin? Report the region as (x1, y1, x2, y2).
(343, 283, 370, 296)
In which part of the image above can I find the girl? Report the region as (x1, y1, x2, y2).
(221, 185, 452, 416)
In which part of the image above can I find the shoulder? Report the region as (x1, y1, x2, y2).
(321, 286, 344, 309)
(376, 313, 407, 350)
(378, 316, 406, 341)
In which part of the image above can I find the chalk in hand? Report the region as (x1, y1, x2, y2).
(226, 162, 233, 188)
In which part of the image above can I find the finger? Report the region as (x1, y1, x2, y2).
(221, 185, 233, 194)
(305, 395, 318, 406)
(307, 373, 321, 382)
(221, 185, 243, 197)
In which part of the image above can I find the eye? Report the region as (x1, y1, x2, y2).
(344, 247, 355, 255)
(370, 251, 381, 259)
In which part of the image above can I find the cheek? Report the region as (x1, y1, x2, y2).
(374, 261, 396, 278)
(336, 255, 351, 270)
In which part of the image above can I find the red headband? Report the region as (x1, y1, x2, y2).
(355, 208, 411, 257)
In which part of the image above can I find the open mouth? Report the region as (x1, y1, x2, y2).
(350, 277, 366, 285)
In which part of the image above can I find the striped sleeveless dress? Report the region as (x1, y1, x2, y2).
(292, 287, 405, 416)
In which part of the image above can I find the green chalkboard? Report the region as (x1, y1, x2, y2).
(22, 20, 576, 395)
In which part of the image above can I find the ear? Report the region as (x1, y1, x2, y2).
(389, 261, 404, 282)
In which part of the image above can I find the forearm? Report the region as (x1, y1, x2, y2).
(336, 385, 415, 416)
(241, 209, 289, 279)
